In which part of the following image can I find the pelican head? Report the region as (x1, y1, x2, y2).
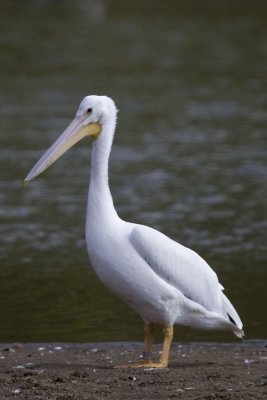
(24, 95, 117, 184)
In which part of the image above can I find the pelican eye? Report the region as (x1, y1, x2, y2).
(87, 108, 93, 113)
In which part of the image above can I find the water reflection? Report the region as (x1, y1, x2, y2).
(0, 1, 266, 342)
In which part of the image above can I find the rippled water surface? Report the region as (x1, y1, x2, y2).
(0, 1, 266, 342)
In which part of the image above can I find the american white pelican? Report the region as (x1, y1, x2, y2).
(25, 95, 244, 368)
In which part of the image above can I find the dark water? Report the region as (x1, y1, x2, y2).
(0, 1, 266, 343)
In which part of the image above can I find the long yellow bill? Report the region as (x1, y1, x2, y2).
(24, 117, 101, 184)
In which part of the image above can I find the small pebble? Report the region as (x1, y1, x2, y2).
(12, 388, 22, 395)
(244, 359, 255, 364)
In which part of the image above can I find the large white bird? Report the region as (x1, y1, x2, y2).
(25, 95, 244, 368)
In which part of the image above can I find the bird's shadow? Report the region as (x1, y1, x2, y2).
(31, 360, 216, 372)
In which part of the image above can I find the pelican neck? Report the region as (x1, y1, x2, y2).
(87, 123, 118, 220)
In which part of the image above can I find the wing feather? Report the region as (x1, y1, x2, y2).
(129, 224, 223, 312)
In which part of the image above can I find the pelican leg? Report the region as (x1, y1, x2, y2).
(141, 323, 154, 364)
(157, 325, 173, 367)
(114, 324, 173, 369)
(136, 324, 173, 368)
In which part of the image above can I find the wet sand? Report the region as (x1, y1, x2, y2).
(0, 341, 266, 399)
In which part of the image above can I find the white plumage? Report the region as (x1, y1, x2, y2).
(25, 95, 244, 368)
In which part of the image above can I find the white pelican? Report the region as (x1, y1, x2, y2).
(25, 95, 244, 368)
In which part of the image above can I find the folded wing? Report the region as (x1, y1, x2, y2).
(129, 224, 224, 313)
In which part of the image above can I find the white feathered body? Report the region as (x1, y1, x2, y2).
(87, 216, 243, 337)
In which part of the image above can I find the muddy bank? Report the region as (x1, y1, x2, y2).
(0, 341, 266, 399)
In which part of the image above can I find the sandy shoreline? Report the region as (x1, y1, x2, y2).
(0, 341, 266, 399)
